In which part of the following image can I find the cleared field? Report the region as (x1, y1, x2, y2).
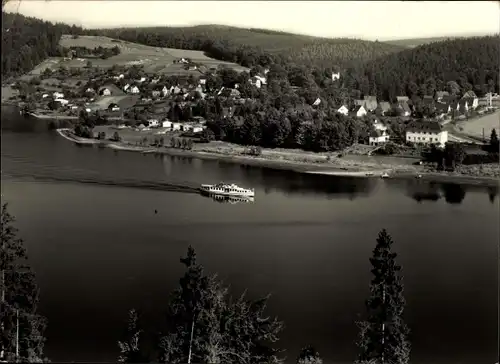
(1, 86, 18, 101)
(58, 35, 248, 73)
(457, 110, 500, 139)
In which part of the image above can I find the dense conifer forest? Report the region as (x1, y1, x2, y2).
(1, 12, 82, 79)
(3, 12, 499, 99)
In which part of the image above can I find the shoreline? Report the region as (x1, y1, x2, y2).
(56, 128, 500, 187)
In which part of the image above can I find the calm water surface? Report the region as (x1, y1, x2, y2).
(1, 121, 499, 364)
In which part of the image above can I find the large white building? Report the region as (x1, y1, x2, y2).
(405, 121, 448, 147)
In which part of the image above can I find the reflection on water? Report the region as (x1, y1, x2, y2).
(402, 179, 497, 205)
(1, 127, 499, 364)
(201, 193, 255, 204)
(487, 186, 498, 204)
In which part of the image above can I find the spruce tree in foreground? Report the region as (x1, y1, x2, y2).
(117, 309, 148, 363)
(355, 229, 410, 364)
(1, 203, 47, 363)
(297, 345, 323, 364)
(156, 246, 284, 364)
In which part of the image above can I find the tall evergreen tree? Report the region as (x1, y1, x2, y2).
(1, 203, 47, 363)
(117, 308, 148, 363)
(158, 245, 209, 364)
(156, 246, 284, 364)
(355, 229, 410, 364)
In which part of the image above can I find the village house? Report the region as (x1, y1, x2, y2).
(351, 105, 367, 118)
(99, 87, 111, 96)
(456, 99, 472, 114)
(363, 96, 378, 111)
(188, 65, 197, 71)
(461, 90, 479, 110)
(113, 74, 125, 80)
(55, 98, 69, 106)
(435, 102, 451, 119)
(123, 84, 130, 92)
(108, 103, 120, 112)
(171, 122, 182, 131)
(331, 72, 340, 81)
(42, 93, 49, 99)
(161, 86, 169, 97)
(422, 95, 435, 106)
(396, 101, 412, 117)
(53, 92, 64, 99)
(372, 119, 388, 132)
(162, 120, 172, 129)
(354, 99, 365, 107)
(199, 77, 207, 85)
(152, 90, 161, 98)
(249, 75, 267, 89)
(85, 88, 95, 94)
(312, 98, 321, 106)
(406, 121, 448, 147)
(369, 130, 389, 146)
(440, 95, 458, 105)
(147, 119, 160, 128)
(337, 105, 349, 115)
(136, 77, 147, 83)
(129, 85, 140, 94)
(396, 96, 409, 103)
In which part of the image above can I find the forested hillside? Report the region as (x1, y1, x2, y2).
(346, 36, 500, 101)
(90, 24, 404, 69)
(1, 12, 82, 78)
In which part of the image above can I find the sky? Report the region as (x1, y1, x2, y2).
(4, 1, 500, 41)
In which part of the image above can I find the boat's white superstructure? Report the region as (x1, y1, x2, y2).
(200, 182, 255, 197)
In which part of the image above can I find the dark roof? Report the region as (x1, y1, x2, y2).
(441, 95, 458, 104)
(99, 84, 123, 95)
(352, 105, 364, 112)
(461, 97, 475, 105)
(422, 96, 435, 106)
(461, 91, 477, 99)
(370, 130, 384, 138)
(398, 101, 411, 112)
(435, 91, 449, 99)
(435, 103, 450, 113)
(406, 121, 442, 133)
(378, 102, 391, 112)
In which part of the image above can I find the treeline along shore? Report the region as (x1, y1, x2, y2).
(56, 126, 500, 187)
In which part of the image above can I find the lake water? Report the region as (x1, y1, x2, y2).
(1, 118, 499, 364)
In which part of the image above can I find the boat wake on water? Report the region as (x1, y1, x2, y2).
(1, 171, 201, 194)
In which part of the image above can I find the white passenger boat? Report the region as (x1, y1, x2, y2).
(200, 182, 255, 197)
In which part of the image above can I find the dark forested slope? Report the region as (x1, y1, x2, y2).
(1, 12, 82, 78)
(347, 36, 500, 100)
(90, 24, 404, 69)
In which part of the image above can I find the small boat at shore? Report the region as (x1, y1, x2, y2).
(200, 182, 255, 198)
(381, 172, 390, 178)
